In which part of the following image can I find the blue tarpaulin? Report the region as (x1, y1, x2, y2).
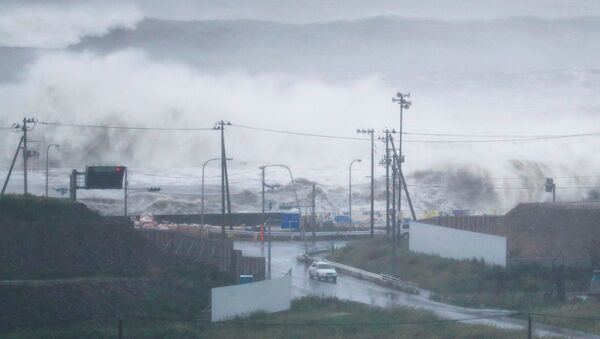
(281, 213, 300, 228)
(334, 215, 350, 224)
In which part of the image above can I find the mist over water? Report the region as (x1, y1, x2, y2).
(1, 1, 600, 213)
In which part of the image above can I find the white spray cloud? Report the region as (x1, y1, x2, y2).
(0, 2, 142, 48)
(1, 48, 600, 207)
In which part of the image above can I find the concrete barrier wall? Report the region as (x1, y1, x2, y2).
(211, 275, 291, 322)
(156, 213, 283, 226)
(409, 221, 507, 266)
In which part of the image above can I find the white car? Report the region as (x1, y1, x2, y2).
(309, 261, 337, 283)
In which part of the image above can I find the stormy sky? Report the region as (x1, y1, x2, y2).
(1, 0, 600, 203)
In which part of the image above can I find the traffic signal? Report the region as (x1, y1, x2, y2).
(545, 178, 555, 193)
(86, 166, 126, 189)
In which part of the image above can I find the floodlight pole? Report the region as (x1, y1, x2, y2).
(349, 159, 361, 230)
(260, 164, 304, 252)
(357, 129, 375, 237)
(124, 167, 128, 217)
(202, 157, 229, 225)
(45, 144, 59, 197)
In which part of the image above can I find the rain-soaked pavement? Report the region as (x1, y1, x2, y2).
(235, 240, 599, 339)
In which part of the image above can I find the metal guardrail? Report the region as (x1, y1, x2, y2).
(198, 226, 384, 238)
(300, 254, 419, 294)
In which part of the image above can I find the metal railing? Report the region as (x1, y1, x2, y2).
(301, 254, 419, 294)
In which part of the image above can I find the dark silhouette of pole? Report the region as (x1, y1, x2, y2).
(391, 145, 398, 275)
(221, 126, 226, 236)
(260, 166, 271, 278)
(22, 118, 28, 195)
(1, 136, 24, 196)
(45, 144, 59, 197)
(380, 130, 394, 236)
(389, 135, 417, 221)
(393, 92, 411, 226)
(215, 121, 232, 236)
(124, 167, 128, 216)
(384, 131, 391, 236)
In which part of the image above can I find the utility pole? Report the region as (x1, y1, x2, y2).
(390, 135, 417, 221)
(391, 142, 398, 276)
(22, 118, 28, 195)
(214, 121, 232, 236)
(260, 166, 272, 278)
(392, 92, 411, 227)
(261, 166, 265, 234)
(1, 135, 24, 196)
(379, 129, 394, 236)
(358, 129, 375, 237)
(12, 118, 37, 195)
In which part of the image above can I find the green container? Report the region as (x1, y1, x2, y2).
(239, 275, 254, 284)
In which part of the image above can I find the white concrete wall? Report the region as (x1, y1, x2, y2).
(409, 221, 507, 266)
(211, 275, 291, 322)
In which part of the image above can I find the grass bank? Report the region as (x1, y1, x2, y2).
(328, 237, 600, 334)
(3, 297, 531, 339)
(0, 195, 232, 329)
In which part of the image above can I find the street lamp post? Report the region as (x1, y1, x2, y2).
(357, 128, 375, 237)
(349, 159, 361, 229)
(45, 144, 59, 197)
(260, 164, 302, 277)
(202, 157, 232, 225)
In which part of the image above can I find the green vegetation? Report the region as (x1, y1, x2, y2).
(329, 237, 591, 309)
(0, 196, 164, 280)
(0, 195, 231, 329)
(329, 237, 600, 334)
(0, 194, 101, 223)
(3, 297, 531, 339)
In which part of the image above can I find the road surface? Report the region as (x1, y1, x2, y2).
(235, 240, 598, 339)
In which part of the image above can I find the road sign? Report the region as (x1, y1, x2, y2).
(85, 166, 126, 189)
(281, 213, 299, 229)
(334, 215, 350, 224)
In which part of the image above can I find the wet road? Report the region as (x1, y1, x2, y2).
(235, 240, 598, 338)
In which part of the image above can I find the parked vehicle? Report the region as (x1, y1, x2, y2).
(309, 261, 337, 283)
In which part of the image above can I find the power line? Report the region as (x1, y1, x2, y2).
(233, 123, 600, 143)
(36, 120, 600, 143)
(404, 131, 555, 138)
(231, 123, 369, 141)
(39, 121, 214, 131)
